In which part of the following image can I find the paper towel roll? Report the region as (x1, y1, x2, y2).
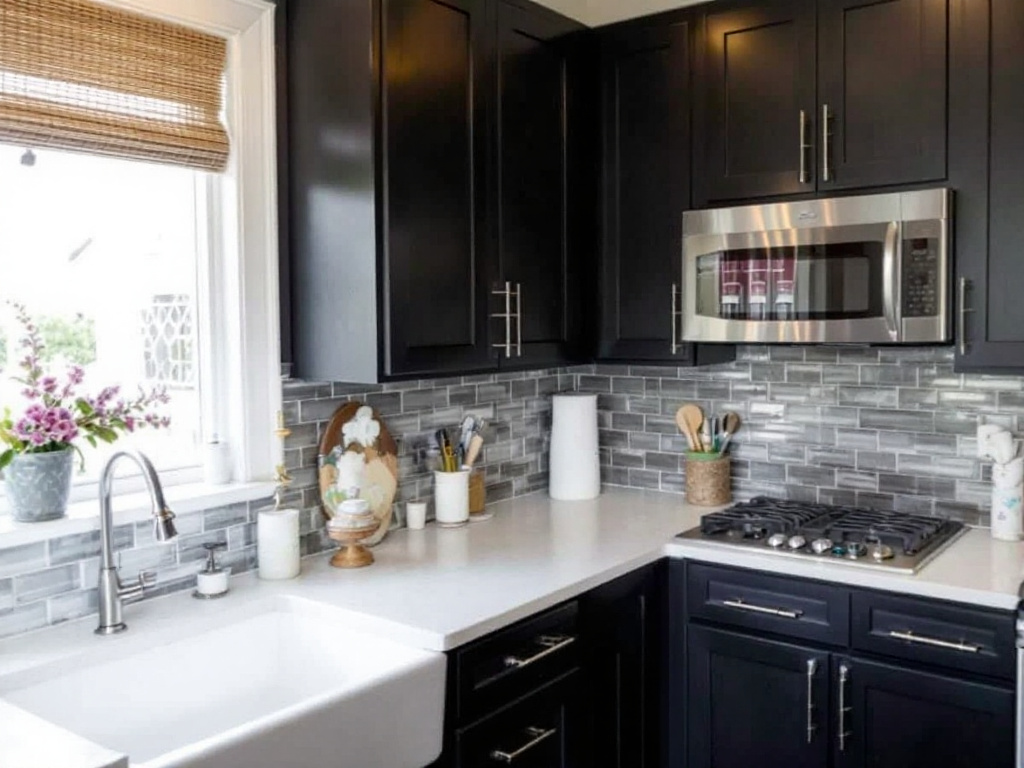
(258, 508, 300, 580)
(549, 392, 601, 501)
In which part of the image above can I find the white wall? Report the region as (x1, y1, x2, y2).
(531, 0, 709, 27)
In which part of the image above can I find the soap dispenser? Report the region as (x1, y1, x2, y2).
(193, 542, 230, 599)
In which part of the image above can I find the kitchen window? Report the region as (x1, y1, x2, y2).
(0, 0, 281, 515)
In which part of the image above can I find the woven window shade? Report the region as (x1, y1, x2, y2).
(0, 0, 230, 171)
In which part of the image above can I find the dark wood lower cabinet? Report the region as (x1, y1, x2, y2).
(455, 671, 583, 768)
(583, 563, 664, 768)
(686, 625, 830, 768)
(833, 656, 1014, 768)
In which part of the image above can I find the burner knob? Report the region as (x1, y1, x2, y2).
(872, 544, 895, 562)
(810, 538, 833, 555)
(845, 542, 867, 559)
(787, 535, 807, 550)
(767, 533, 788, 549)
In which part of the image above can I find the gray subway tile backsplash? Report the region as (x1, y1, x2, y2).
(576, 345, 1024, 527)
(0, 343, 1018, 642)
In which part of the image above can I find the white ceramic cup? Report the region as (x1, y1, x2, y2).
(434, 470, 470, 527)
(406, 501, 428, 530)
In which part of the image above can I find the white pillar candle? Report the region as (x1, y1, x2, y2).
(258, 508, 301, 580)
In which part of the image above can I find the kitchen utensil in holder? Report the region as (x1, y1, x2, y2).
(468, 470, 489, 520)
(685, 452, 732, 506)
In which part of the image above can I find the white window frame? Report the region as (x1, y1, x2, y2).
(0, 0, 282, 517)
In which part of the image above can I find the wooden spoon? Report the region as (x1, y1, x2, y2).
(676, 404, 705, 452)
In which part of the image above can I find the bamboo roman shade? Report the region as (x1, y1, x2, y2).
(0, 0, 230, 171)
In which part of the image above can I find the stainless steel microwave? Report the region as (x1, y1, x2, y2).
(681, 189, 951, 345)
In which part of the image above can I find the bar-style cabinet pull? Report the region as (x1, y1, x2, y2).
(805, 659, 818, 744)
(821, 104, 833, 182)
(503, 634, 576, 669)
(492, 281, 514, 358)
(799, 109, 811, 184)
(514, 282, 523, 358)
(838, 663, 852, 752)
(958, 277, 973, 356)
(671, 283, 680, 355)
(490, 726, 557, 764)
(889, 629, 981, 654)
(722, 598, 803, 620)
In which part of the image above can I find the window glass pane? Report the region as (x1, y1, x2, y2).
(0, 144, 202, 480)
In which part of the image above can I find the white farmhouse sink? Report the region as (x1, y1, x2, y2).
(0, 597, 446, 768)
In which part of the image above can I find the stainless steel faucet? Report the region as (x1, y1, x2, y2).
(96, 450, 177, 635)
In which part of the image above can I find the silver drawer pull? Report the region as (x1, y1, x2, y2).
(889, 630, 981, 654)
(503, 634, 575, 669)
(722, 598, 803, 620)
(490, 726, 557, 763)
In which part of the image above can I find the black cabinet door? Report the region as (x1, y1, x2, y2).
(455, 671, 584, 768)
(382, 0, 495, 377)
(817, 0, 947, 191)
(694, 1, 817, 204)
(597, 19, 692, 363)
(832, 656, 1015, 768)
(687, 625, 830, 768)
(493, 1, 582, 369)
(951, 0, 1024, 370)
(583, 563, 664, 768)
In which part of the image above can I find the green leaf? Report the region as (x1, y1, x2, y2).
(0, 450, 12, 471)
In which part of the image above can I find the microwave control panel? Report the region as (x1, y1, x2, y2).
(902, 238, 940, 318)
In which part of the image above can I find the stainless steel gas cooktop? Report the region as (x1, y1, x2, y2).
(676, 497, 968, 574)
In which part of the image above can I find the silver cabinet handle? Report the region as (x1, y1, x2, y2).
(889, 630, 981, 654)
(821, 104, 833, 182)
(958, 276, 973, 356)
(671, 283, 679, 355)
(881, 221, 900, 341)
(490, 726, 557, 764)
(722, 598, 803, 620)
(492, 281, 513, 358)
(838, 663, 851, 752)
(806, 659, 818, 744)
(799, 109, 810, 184)
(514, 282, 522, 358)
(503, 634, 575, 669)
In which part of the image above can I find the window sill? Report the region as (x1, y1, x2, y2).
(0, 481, 278, 549)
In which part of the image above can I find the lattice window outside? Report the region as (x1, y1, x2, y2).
(141, 294, 195, 388)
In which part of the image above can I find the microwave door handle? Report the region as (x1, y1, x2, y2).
(882, 221, 900, 342)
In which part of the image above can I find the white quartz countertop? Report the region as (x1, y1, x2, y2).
(2, 486, 1024, 768)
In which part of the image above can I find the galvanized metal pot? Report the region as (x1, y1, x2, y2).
(5, 448, 74, 522)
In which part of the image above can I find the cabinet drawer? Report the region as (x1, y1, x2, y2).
(454, 601, 580, 721)
(455, 670, 581, 768)
(851, 591, 1016, 680)
(686, 563, 849, 645)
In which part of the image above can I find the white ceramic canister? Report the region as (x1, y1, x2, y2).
(990, 483, 1023, 542)
(434, 470, 470, 527)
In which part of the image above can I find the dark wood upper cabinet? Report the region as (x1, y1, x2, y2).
(951, 0, 1024, 371)
(694, 1, 817, 204)
(832, 656, 1014, 768)
(694, 0, 949, 205)
(287, 0, 587, 382)
(597, 14, 734, 366)
(493, 1, 584, 369)
(383, 0, 495, 377)
(817, 0, 948, 192)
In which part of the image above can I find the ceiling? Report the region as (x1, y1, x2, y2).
(532, 0, 707, 27)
